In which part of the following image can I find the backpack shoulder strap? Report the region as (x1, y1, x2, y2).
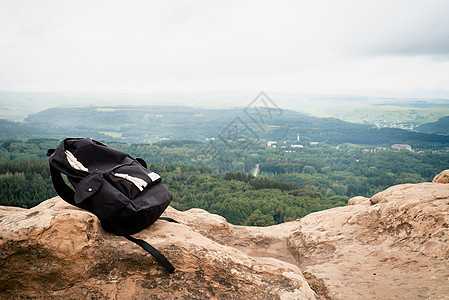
(49, 164, 76, 205)
(158, 217, 179, 223)
(125, 235, 175, 274)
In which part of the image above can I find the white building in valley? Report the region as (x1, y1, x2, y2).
(391, 144, 412, 151)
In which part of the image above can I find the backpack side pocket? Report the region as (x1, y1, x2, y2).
(75, 171, 130, 221)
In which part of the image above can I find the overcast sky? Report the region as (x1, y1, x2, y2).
(0, 0, 448, 98)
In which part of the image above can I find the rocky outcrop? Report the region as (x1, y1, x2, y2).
(1, 173, 449, 299)
(0, 198, 316, 300)
(347, 196, 370, 206)
(433, 169, 449, 183)
(289, 182, 449, 299)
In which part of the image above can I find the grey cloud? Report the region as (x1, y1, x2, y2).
(360, 1, 449, 57)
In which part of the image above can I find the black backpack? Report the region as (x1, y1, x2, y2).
(47, 138, 175, 273)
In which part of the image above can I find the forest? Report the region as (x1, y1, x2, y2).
(416, 116, 449, 135)
(1, 138, 449, 226)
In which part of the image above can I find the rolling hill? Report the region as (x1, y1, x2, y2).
(0, 105, 448, 148)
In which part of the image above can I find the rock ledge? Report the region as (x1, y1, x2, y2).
(2, 173, 449, 299)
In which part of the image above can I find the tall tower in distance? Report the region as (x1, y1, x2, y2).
(297, 133, 299, 143)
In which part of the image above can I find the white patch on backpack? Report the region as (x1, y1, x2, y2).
(113, 173, 148, 191)
(65, 150, 89, 172)
(148, 172, 161, 182)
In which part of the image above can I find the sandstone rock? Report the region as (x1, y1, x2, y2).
(0, 197, 316, 300)
(2, 179, 449, 300)
(289, 182, 449, 299)
(347, 196, 370, 206)
(163, 206, 302, 267)
(432, 169, 449, 183)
